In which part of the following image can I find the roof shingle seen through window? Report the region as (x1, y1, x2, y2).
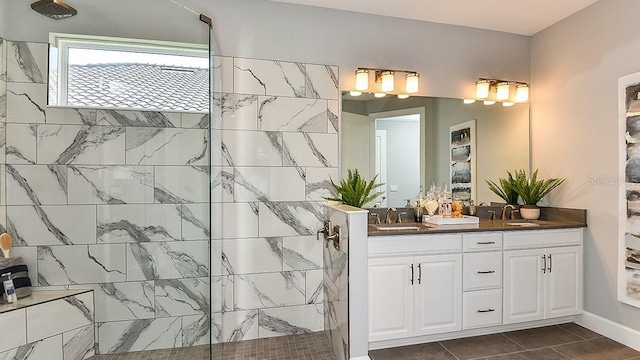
(66, 63, 209, 112)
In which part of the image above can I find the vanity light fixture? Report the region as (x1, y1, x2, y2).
(516, 84, 530, 102)
(397, 94, 410, 99)
(475, 79, 491, 99)
(496, 82, 510, 101)
(349, 91, 362, 97)
(355, 69, 369, 91)
(463, 99, 476, 104)
(503, 102, 514, 107)
(405, 73, 419, 93)
(483, 100, 496, 105)
(353, 67, 420, 95)
(381, 71, 395, 92)
(474, 78, 530, 104)
(374, 93, 387, 98)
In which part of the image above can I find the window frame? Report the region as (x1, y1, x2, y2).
(49, 32, 209, 110)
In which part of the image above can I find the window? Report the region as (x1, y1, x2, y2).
(48, 33, 209, 112)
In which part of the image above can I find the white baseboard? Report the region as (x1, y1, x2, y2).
(350, 357, 371, 360)
(575, 311, 640, 351)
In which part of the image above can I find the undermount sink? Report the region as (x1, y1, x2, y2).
(500, 219, 555, 227)
(505, 222, 540, 227)
(370, 223, 428, 231)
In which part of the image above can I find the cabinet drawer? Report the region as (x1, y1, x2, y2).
(463, 252, 502, 291)
(503, 229, 582, 250)
(463, 233, 503, 252)
(463, 289, 502, 329)
(369, 234, 462, 257)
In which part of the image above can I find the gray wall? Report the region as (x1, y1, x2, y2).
(531, 0, 640, 330)
(1, 0, 530, 101)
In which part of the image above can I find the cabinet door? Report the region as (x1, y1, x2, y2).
(503, 249, 544, 324)
(369, 257, 414, 341)
(413, 253, 462, 336)
(546, 246, 582, 318)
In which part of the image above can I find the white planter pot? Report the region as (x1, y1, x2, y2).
(520, 206, 540, 220)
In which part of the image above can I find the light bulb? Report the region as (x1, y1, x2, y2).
(355, 69, 369, 91)
(381, 71, 394, 92)
(483, 100, 496, 105)
(374, 93, 387, 98)
(405, 73, 419, 93)
(349, 91, 362, 96)
(397, 94, 410, 99)
(463, 99, 476, 104)
(502, 102, 514, 107)
(516, 84, 529, 102)
(496, 82, 510, 101)
(476, 80, 490, 99)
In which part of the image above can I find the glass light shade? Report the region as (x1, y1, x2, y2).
(349, 91, 362, 96)
(374, 93, 387, 98)
(476, 80, 490, 99)
(496, 82, 510, 101)
(463, 99, 476, 104)
(405, 73, 419, 93)
(381, 71, 394, 92)
(397, 94, 410, 99)
(355, 69, 369, 91)
(483, 100, 496, 105)
(516, 84, 529, 102)
(502, 101, 514, 107)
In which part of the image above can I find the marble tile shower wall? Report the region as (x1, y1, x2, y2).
(209, 56, 339, 343)
(1, 40, 213, 354)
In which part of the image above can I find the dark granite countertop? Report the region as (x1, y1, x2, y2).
(367, 218, 585, 236)
(367, 206, 587, 237)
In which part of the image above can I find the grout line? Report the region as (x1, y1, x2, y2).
(437, 341, 461, 360)
(499, 332, 526, 350)
(549, 346, 573, 359)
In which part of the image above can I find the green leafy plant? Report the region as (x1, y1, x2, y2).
(324, 169, 385, 208)
(511, 169, 565, 206)
(485, 170, 523, 204)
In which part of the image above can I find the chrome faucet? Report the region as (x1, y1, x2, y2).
(397, 211, 407, 223)
(386, 207, 397, 224)
(501, 204, 517, 220)
(488, 210, 497, 220)
(369, 212, 381, 224)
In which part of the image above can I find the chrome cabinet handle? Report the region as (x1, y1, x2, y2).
(477, 270, 496, 274)
(548, 254, 552, 273)
(418, 263, 422, 284)
(410, 264, 414, 285)
(542, 254, 547, 274)
(477, 241, 495, 245)
(477, 309, 495, 313)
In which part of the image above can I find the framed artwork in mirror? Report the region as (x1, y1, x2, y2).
(450, 119, 476, 204)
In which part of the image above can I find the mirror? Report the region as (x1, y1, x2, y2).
(342, 93, 530, 207)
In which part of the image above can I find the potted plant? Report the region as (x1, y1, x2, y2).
(485, 170, 523, 205)
(324, 169, 385, 208)
(512, 169, 565, 220)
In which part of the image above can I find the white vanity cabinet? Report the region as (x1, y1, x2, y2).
(368, 227, 583, 345)
(503, 229, 583, 325)
(368, 234, 462, 342)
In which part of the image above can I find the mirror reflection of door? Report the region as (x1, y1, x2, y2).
(341, 111, 376, 191)
(375, 130, 388, 206)
(374, 113, 421, 207)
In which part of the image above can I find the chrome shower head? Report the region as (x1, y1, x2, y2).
(31, 0, 77, 20)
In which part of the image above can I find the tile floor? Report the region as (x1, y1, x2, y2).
(88, 331, 337, 360)
(369, 323, 640, 360)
